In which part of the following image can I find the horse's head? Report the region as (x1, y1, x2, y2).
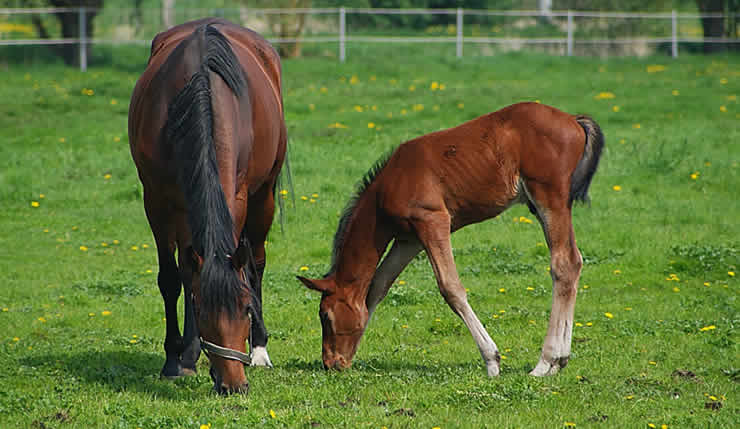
(298, 275, 369, 371)
(190, 245, 253, 395)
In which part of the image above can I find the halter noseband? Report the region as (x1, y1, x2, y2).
(199, 337, 252, 365)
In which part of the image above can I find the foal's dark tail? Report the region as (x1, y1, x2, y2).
(570, 115, 605, 205)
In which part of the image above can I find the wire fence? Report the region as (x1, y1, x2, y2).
(1, 7, 739, 71)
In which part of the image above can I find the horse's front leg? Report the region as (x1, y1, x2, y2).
(244, 184, 276, 367)
(413, 211, 501, 377)
(178, 233, 201, 375)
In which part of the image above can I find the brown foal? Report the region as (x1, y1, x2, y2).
(299, 102, 604, 376)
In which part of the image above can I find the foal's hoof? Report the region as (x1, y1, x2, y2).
(529, 356, 569, 376)
(250, 346, 273, 368)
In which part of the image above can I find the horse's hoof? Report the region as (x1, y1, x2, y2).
(160, 360, 185, 380)
(181, 367, 197, 377)
(529, 356, 568, 376)
(250, 346, 273, 368)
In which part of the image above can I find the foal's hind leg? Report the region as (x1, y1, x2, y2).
(529, 202, 583, 376)
(413, 212, 501, 377)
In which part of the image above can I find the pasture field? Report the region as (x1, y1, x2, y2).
(0, 44, 738, 428)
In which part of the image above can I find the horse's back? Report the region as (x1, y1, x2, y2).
(376, 102, 586, 228)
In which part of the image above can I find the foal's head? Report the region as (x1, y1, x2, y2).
(298, 275, 369, 370)
(190, 244, 253, 395)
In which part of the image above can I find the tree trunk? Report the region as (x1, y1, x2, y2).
(696, 0, 727, 53)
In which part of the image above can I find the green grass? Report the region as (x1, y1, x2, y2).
(0, 45, 738, 428)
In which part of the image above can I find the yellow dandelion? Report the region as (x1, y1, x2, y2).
(613, 269, 621, 275)
(112, 239, 119, 244)
(88, 312, 95, 317)
(430, 81, 439, 90)
(299, 266, 309, 271)
(354, 105, 363, 112)
(613, 185, 622, 191)
(703, 282, 710, 286)
(13, 337, 19, 341)
(690, 172, 699, 180)
(129, 339, 138, 344)
(319, 86, 328, 93)
(649, 361, 657, 365)
(575, 322, 583, 327)
(131, 246, 138, 251)
(309, 103, 315, 111)
(564, 423, 576, 428)
(673, 287, 680, 292)
(2, 308, 7, 312)
(604, 312, 614, 319)
(349, 75, 358, 84)
(594, 91, 615, 100)
(309, 199, 316, 203)
(311, 193, 319, 198)
(646, 65, 666, 73)
(719, 77, 728, 84)
(728, 271, 735, 277)
(720, 105, 727, 112)
(583, 285, 590, 289)
(101, 310, 111, 316)
(370, 75, 376, 81)
(31, 201, 40, 208)
(408, 85, 416, 91)
(672, 89, 679, 96)
(59, 137, 66, 143)
(457, 102, 464, 109)
(632, 123, 641, 129)
(708, 395, 718, 401)
(625, 307, 632, 311)
(402, 324, 408, 329)
(586, 322, 593, 327)
(328, 122, 347, 129)
(612, 105, 620, 112)
(398, 280, 406, 285)
(367, 122, 376, 129)
(80, 246, 88, 252)
(625, 395, 634, 400)
(104, 173, 112, 180)
(700, 325, 716, 332)
(499, 288, 506, 293)
(300, 195, 308, 201)
(401, 109, 408, 115)
(38, 317, 46, 323)
(526, 286, 534, 291)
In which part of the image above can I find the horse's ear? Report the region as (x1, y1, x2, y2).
(297, 276, 335, 294)
(231, 242, 250, 271)
(189, 246, 203, 273)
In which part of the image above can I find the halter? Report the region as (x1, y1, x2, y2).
(196, 263, 254, 366)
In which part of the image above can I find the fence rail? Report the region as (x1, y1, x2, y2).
(1, 7, 738, 71)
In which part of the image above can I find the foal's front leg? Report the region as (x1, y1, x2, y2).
(414, 213, 501, 377)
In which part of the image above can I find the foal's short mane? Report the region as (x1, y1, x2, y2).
(328, 148, 395, 276)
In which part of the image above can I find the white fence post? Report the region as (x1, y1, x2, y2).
(79, 7, 87, 72)
(566, 10, 573, 56)
(456, 8, 463, 58)
(671, 10, 678, 58)
(339, 7, 346, 62)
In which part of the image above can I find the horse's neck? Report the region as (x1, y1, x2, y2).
(333, 192, 392, 295)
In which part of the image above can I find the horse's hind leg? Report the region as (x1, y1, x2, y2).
(527, 192, 583, 376)
(413, 211, 501, 377)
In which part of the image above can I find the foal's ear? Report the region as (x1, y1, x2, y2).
(297, 276, 335, 294)
(231, 242, 250, 271)
(188, 246, 203, 273)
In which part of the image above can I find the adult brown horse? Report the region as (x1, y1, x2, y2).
(299, 102, 603, 377)
(129, 18, 287, 394)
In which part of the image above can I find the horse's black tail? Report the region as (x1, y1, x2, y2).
(570, 115, 605, 205)
(162, 24, 249, 317)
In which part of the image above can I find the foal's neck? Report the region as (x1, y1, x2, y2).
(332, 190, 392, 298)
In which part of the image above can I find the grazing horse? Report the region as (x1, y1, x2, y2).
(299, 102, 603, 377)
(128, 18, 287, 394)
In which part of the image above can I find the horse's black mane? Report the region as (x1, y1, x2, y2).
(327, 148, 396, 276)
(162, 23, 255, 318)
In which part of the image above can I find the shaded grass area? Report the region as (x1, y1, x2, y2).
(0, 46, 738, 428)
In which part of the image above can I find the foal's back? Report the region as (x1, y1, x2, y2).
(376, 102, 586, 230)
